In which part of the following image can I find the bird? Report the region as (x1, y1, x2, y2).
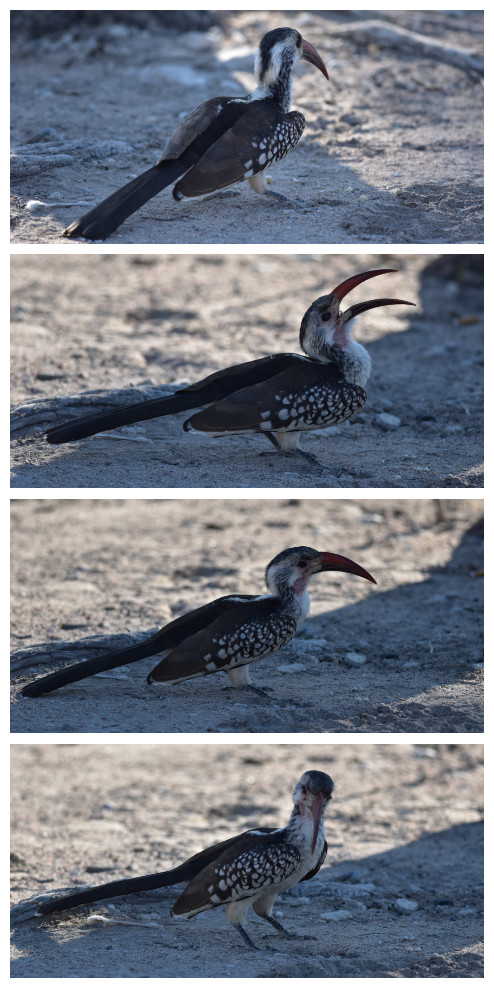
(63, 27, 329, 240)
(19, 546, 376, 698)
(44, 268, 414, 469)
(12, 770, 334, 950)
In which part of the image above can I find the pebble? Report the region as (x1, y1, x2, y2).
(276, 663, 306, 674)
(394, 898, 419, 914)
(321, 910, 353, 921)
(375, 413, 401, 430)
(343, 652, 367, 667)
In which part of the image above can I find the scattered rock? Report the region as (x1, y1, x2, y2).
(321, 910, 353, 921)
(375, 413, 401, 430)
(276, 663, 306, 674)
(343, 652, 368, 667)
(394, 898, 419, 914)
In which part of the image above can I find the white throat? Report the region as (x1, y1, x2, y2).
(343, 339, 372, 387)
(293, 587, 311, 626)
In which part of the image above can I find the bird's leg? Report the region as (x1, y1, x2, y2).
(264, 189, 302, 206)
(263, 432, 325, 471)
(247, 173, 301, 206)
(254, 897, 317, 942)
(231, 923, 259, 950)
(293, 449, 326, 470)
(226, 666, 274, 701)
(260, 914, 295, 938)
(258, 914, 317, 943)
(244, 684, 275, 701)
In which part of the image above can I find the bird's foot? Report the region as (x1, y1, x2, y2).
(264, 189, 302, 206)
(244, 684, 275, 701)
(225, 683, 275, 702)
(261, 915, 318, 941)
(281, 449, 325, 471)
(233, 923, 259, 950)
(296, 449, 325, 470)
(259, 448, 324, 471)
(262, 916, 295, 938)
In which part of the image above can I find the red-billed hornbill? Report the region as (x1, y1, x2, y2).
(11, 771, 334, 950)
(19, 547, 376, 698)
(63, 27, 329, 240)
(44, 269, 414, 469)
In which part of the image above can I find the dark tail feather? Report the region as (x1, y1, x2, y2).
(63, 159, 187, 241)
(45, 391, 199, 445)
(20, 635, 162, 698)
(36, 864, 197, 916)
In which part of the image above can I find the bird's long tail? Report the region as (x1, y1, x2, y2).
(19, 633, 164, 698)
(45, 390, 199, 445)
(35, 864, 196, 917)
(63, 158, 188, 241)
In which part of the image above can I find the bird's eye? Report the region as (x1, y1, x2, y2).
(298, 560, 308, 568)
(321, 312, 331, 322)
(296, 35, 302, 48)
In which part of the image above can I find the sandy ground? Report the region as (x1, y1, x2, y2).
(10, 743, 484, 978)
(10, 499, 483, 735)
(10, 253, 484, 489)
(10, 10, 483, 245)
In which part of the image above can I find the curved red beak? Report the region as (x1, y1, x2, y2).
(317, 551, 377, 584)
(301, 38, 329, 80)
(311, 792, 324, 853)
(330, 269, 415, 320)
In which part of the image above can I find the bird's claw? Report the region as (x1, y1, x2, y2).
(264, 190, 302, 206)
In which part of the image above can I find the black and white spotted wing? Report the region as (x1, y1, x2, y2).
(149, 595, 297, 682)
(173, 99, 305, 199)
(186, 358, 367, 435)
(173, 830, 301, 917)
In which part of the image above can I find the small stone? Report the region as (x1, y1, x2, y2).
(394, 898, 418, 914)
(343, 652, 367, 667)
(276, 663, 306, 674)
(300, 638, 328, 650)
(321, 910, 353, 921)
(375, 413, 401, 430)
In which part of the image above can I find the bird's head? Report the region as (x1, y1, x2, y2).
(255, 27, 329, 91)
(265, 546, 376, 597)
(300, 269, 415, 360)
(293, 771, 335, 853)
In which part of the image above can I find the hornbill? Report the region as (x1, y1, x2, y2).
(19, 546, 376, 698)
(44, 268, 414, 468)
(11, 770, 334, 950)
(63, 27, 329, 240)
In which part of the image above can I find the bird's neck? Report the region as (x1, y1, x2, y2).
(277, 585, 311, 628)
(253, 64, 293, 113)
(303, 333, 372, 388)
(286, 803, 325, 857)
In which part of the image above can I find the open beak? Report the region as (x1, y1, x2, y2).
(330, 269, 415, 321)
(316, 551, 377, 584)
(311, 792, 324, 854)
(301, 38, 329, 80)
